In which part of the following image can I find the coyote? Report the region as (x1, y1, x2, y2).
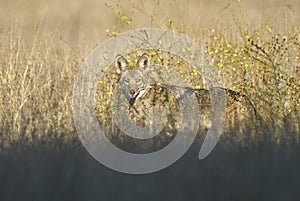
(114, 53, 260, 147)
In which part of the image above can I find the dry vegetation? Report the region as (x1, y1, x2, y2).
(0, 0, 299, 153)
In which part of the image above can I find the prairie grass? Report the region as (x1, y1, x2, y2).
(0, 0, 299, 153)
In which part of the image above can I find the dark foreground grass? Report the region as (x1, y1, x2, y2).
(0, 132, 299, 201)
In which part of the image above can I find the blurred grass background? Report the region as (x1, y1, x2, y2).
(0, 1, 299, 200)
(0, 0, 299, 151)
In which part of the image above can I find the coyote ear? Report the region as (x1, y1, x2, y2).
(137, 53, 150, 70)
(115, 55, 128, 74)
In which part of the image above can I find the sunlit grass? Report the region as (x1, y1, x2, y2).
(98, 0, 299, 145)
(0, 0, 299, 153)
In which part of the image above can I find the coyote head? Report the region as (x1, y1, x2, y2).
(116, 53, 153, 105)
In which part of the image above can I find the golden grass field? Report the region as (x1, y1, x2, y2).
(0, 0, 299, 153)
(0, 1, 300, 201)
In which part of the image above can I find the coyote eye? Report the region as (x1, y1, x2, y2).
(123, 78, 130, 84)
(136, 78, 142, 83)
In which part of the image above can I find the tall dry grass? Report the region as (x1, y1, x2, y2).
(0, 0, 299, 153)
(0, 16, 87, 152)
